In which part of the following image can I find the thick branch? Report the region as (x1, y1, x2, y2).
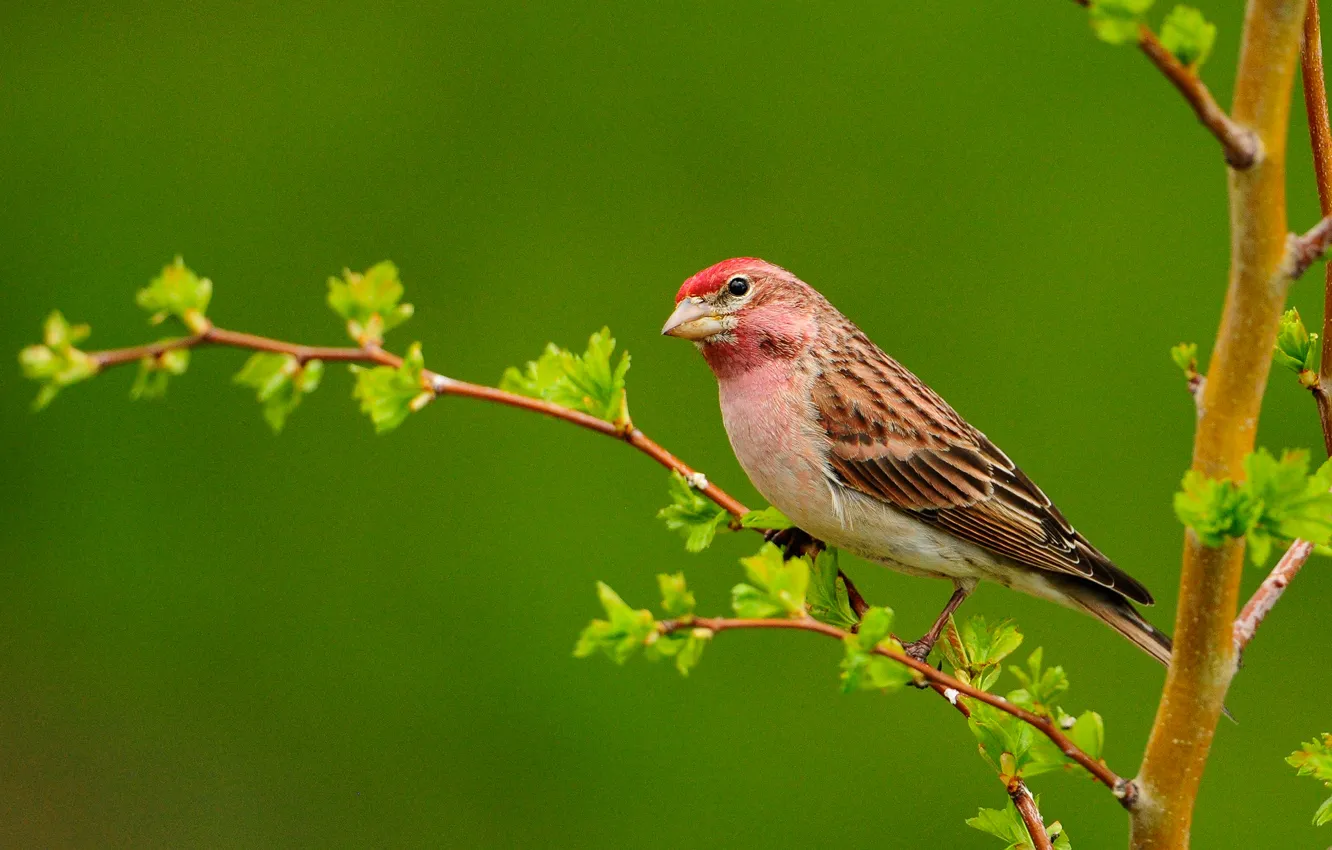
(87, 322, 751, 519)
(1133, 1, 1310, 847)
(1233, 538, 1314, 652)
(661, 615, 1134, 805)
(1011, 782, 1055, 850)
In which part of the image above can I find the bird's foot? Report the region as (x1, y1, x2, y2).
(899, 637, 935, 664)
(763, 526, 824, 560)
(894, 636, 938, 689)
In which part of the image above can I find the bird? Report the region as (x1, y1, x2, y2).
(661, 257, 1172, 667)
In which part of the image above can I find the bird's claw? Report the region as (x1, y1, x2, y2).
(763, 526, 824, 560)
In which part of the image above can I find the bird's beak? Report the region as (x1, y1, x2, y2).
(662, 298, 725, 340)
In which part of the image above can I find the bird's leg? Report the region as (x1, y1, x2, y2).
(838, 570, 871, 620)
(763, 526, 824, 560)
(900, 583, 973, 663)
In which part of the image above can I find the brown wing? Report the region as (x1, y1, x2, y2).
(813, 328, 1153, 606)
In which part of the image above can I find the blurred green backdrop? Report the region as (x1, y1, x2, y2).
(3, 1, 1330, 847)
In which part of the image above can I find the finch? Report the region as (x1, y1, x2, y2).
(662, 257, 1171, 665)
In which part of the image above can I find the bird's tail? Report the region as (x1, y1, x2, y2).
(1068, 586, 1173, 668)
(1067, 583, 1239, 721)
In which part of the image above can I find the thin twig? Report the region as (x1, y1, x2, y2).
(1066, 0, 1260, 167)
(1233, 538, 1314, 653)
(1284, 214, 1332, 280)
(660, 615, 1136, 807)
(87, 322, 752, 518)
(1137, 25, 1261, 169)
(1011, 781, 1055, 850)
(1303, 0, 1332, 456)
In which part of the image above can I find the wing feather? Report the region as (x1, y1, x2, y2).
(812, 325, 1153, 606)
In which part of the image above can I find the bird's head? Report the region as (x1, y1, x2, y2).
(662, 258, 819, 376)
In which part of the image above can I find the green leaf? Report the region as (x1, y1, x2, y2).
(739, 506, 795, 531)
(1068, 711, 1105, 761)
(327, 261, 413, 345)
(499, 343, 566, 397)
(233, 352, 325, 432)
(1159, 6, 1217, 67)
(19, 311, 99, 410)
(645, 626, 711, 676)
(500, 328, 631, 424)
(839, 606, 915, 693)
(1170, 342, 1198, 375)
(130, 347, 190, 401)
(1245, 450, 1332, 564)
(1275, 308, 1321, 385)
(136, 257, 212, 331)
(966, 799, 1031, 848)
(1315, 795, 1332, 828)
(1288, 734, 1332, 826)
(731, 543, 809, 619)
(1006, 648, 1070, 718)
(1088, 0, 1153, 45)
(350, 343, 432, 433)
(946, 615, 1023, 686)
(969, 701, 1038, 776)
(657, 470, 730, 552)
(657, 572, 696, 618)
(1173, 469, 1249, 546)
(807, 548, 860, 630)
(574, 582, 657, 664)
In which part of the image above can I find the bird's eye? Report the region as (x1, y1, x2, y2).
(727, 276, 751, 297)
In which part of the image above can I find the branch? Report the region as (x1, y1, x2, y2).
(660, 615, 1136, 806)
(1233, 538, 1314, 652)
(1066, 1, 1260, 166)
(1068, 0, 1261, 166)
(1011, 781, 1055, 850)
(1284, 214, 1332, 280)
(1134, 0, 1310, 846)
(86, 321, 752, 519)
(1136, 24, 1262, 169)
(1303, 0, 1332, 456)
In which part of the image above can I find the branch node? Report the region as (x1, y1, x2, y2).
(1113, 778, 1140, 810)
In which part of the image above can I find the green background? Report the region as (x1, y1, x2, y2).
(3, 2, 1329, 846)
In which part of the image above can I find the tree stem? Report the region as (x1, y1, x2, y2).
(1131, 1, 1309, 847)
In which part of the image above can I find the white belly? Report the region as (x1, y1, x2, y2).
(716, 366, 1071, 605)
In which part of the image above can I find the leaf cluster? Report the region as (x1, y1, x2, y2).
(1086, 0, 1216, 70)
(233, 352, 325, 432)
(968, 798, 1072, 850)
(839, 606, 917, 693)
(943, 617, 1105, 782)
(136, 257, 213, 332)
(19, 311, 98, 410)
(1274, 308, 1322, 388)
(1170, 342, 1199, 379)
(351, 343, 433, 433)
(573, 574, 709, 676)
(1175, 448, 1332, 564)
(806, 547, 860, 630)
(500, 328, 631, 425)
(327, 261, 414, 345)
(657, 471, 730, 552)
(1287, 734, 1332, 827)
(731, 543, 808, 619)
(131, 347, 191, 401)
(500, 331, 628, 428)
